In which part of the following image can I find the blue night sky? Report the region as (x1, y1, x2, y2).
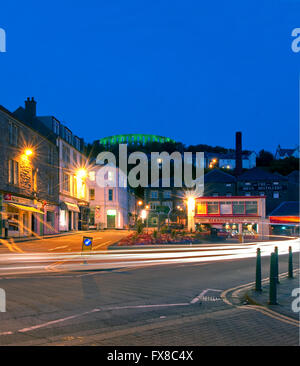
(0, 0, 299, 153)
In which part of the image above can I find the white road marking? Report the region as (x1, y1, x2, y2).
(18, 309, 101, 333)
(48, 246, 68, 251)
(190, 289, 223, 304)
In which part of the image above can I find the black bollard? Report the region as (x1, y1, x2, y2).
(255, 248, 262, 292)
(269, 252, 277, 305)
(288, 246, 293, 279)
(274, 246, 280, 284)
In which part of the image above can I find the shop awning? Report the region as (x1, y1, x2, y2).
(60, 201, 80, 213)
(7, 202, 45, 214)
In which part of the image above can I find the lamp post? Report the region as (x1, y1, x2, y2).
(187, 196, 196, 232)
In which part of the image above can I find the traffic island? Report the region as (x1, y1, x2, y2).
(243, 272, 300, 320)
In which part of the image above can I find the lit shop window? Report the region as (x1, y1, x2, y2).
(197, 203, 207, 214)
(89, 171, 95, 181)
(90, 189, 95, 200)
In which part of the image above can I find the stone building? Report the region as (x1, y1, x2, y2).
(14, 98, 89, 232)
(0, 103, 59, 238)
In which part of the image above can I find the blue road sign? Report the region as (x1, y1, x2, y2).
(84, 238, 92, 246)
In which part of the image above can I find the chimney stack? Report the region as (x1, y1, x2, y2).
(24, 97, 36, 119)
(235, 131, 242, 176)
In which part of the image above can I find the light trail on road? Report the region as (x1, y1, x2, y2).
(0, 237, 298, 276)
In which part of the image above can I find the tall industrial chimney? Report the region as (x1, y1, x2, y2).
(235, 131, 242, 176)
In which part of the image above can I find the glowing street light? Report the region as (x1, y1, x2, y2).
(137, 200, 143, 206)
(76, 168, 87, 179)
(24, 148, 33, 157)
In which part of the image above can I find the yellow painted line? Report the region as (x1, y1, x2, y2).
(221, 269, 300, 326)
(0, 239, 24, 253)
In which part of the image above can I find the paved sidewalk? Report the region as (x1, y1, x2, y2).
(245, 272, 300, 320)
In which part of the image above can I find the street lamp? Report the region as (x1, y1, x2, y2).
(186, 195, 196, 232)
(24, 148, 33, 157)
(76, 168, 87, 179)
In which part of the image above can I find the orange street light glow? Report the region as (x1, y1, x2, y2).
(24, 149, 33, 156)
(76, 168, 87, 179)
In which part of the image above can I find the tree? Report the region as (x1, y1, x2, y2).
(256, 150, 274, 167)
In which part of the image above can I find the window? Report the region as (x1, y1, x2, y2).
(197, 203, 207, 214)
(245, 192, 251, 196)
(47, 176, 54, 195)
(65, 128, 72, 144)
(226, 183, 231, 187)
(8, 121, 18, 146)
(207, 202, 219, 214)
(8, 160, 19, 185)
(162, 201, 172, 209)
(48, 146, 55, 165)
(226, 193, 232, 197)
(53, 120, 60, 135)
(220, 203, 232, 215)
(150, 201, 159, 210)
(90, 189, 95, 200)
(232, 202, 245, 214)
(63, 173, 70, 192)
(108, 189, 113, 201)
(89, 171, 95, 181)
(74, 137, 81, 150)
(62, 145, 70, 163)
(212, 193, 218, 197)
(245, 182, 251, 186)
(245, 201, 257, 214)
(273, 182, 279, 185)
(151, 191, 158, 199)
(273, 192, 279, 199)
(46, 211, 55, 227)
(73, 151, 77, 165)
(163, 190, 171, 199)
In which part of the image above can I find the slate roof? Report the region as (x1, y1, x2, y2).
(204, 169, 236, 183)
(276, 148, 295, 157)
(269, 201, 300, 217)
(13, 106, 57, 144)
(237, 167, 288, 181)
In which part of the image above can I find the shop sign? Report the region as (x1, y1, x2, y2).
(3, 194, 32, 205)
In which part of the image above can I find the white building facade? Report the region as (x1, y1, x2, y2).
(87, 165, 135, 229)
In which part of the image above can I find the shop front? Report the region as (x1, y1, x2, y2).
(1, 193, 45, 238)
(59, 200, 80, 231)
(195, 196, 269, 239)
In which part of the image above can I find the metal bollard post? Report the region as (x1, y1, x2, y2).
(274, 246, 280, 284)
(255, 248, 262, 292)
(288, 246, 293, 278)
(269, 252, 277, 305)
